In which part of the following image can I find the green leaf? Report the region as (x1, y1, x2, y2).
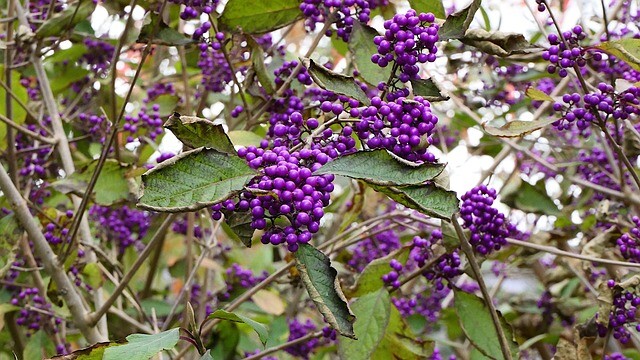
(103, 328, 180, 360)
(0, 214, 21, 279)
(350, 22, 393, 87)
(454, 290, 519, 360)
(24, 330, 55, 360)
(525, 87, 554, 102)
(228, 130, 264, 147)
(247, 36, 275, 94)
(408, 0, 446, 19)
(482, 117, 557, 137)
(222, 210, 255, 247)
(137, 13, 196, 46)
(36, 1, 96, 38)
(338, 289, 391, 360)
(314, 150, 445, 186)
(82, 263, 103, 289)
(370, 183, 459, 220)
(295, 243, 356, 338)
(0, 66, 28, 150)
(304, 58, 370, 105)
(0, 304, 19, 317)
(154, 94, 180, 116)
(49, 66, 90, 94)
(372, 305, 434, 359)
(138, 148, 257, 212)
(219, 0, 302, 34)
(410, 78, 449, 102)
(208, 309, 269, 345)
(501, 179, 560, 216)
(164, 113, 236, 153)
(48, 343, 117, 360)
(346, 248, 410, 297)
(210, 321, 240, 360)
(595, 39, 640, 72)
(50, 160, 130, 205)
(460, 29, 538, 57)
(439, 0, 482, 41)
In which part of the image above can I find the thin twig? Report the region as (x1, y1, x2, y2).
(242, 331, 323, 360)
(87, 214, 175, 326)
(0, 113, 56, 144)
(452, 213, 514, 360)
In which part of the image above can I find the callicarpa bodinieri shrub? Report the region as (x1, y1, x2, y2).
(2, 0, 640, 359)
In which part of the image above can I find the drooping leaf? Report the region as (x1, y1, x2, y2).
(501, 178, 560, 216)
(525, 87, 554, 102)
(36, 1, 96, 38)
(164, 113, 236, 153)
(439, 0, 482, 41)
(103, 328, 180, 360)
(454, 290, 519, 360)
(410, 78, 449, 102)
(0, 214, 21, 279)
(247, 36, 275, 94)
(208, 309, 269, 345)
(482, 117, 558, 137)
(81, 263, 103, 289)
(221, 210, 255, 247)
(408, 0, 446, 19)
(50, 160, 131, 205)
(24, 330, 56, 360)
(0, 66, 28, 150)
(219, 0, 302, 34)
(460, 29, 538, 57)
(314, 150, 445, 186)
(346, 248, 411, 297)
(138, 148, 257, 212)
(338, 289, 391, 360)
(372, 305, 435, 359)
(594, 39, 640, 72)
(47, 342, 116, 360)
(137, 13, 195, 46)
(294, 243, 356, 338)
(371, 183, 459, 220)
(304, 58, 370, 105)
(228, 130, 264, 147)
(349, 22, 393, 87)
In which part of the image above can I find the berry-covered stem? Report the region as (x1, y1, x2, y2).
(87, 214, 175, 326)
(452, 213, 514, 360)
(242, 331, 323, 360)
(0, 113, 56, 144)
(0, 161, 101, 342)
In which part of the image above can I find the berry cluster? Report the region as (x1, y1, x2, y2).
(215, 145, 334, 252)
(460, 185, 516, 255)
(80, 39, 115, 74)
(348, 224, 401, 271)
(89, 205, 152, 253)
(11, 287, 61, 336)
(372, 11, 439, 85)
(354, 96, 439, 162)
(542, 28, 590, 77)
(597, 280, 640, 343)
(218, 264, 268, 301)
(43, 211, 73, 246)
(616, 216, 640, 263)
(300, 0, 385, 41)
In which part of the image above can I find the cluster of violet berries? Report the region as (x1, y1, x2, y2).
(598, 280, 640, 343)
(300, 0, 385, 41)
(460, 185, 516, 255)
(616, 216, 640, 263)
(372, 11, 439, 84)
(542, 27, 592, 78)
(551, 83, 640, 132)
(218, 264, 268, 301)
(214, 145, 334, 252)
(284, 319, 336, 359)
(354, 96, 439, 162)
(89, 205, 152, 253)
